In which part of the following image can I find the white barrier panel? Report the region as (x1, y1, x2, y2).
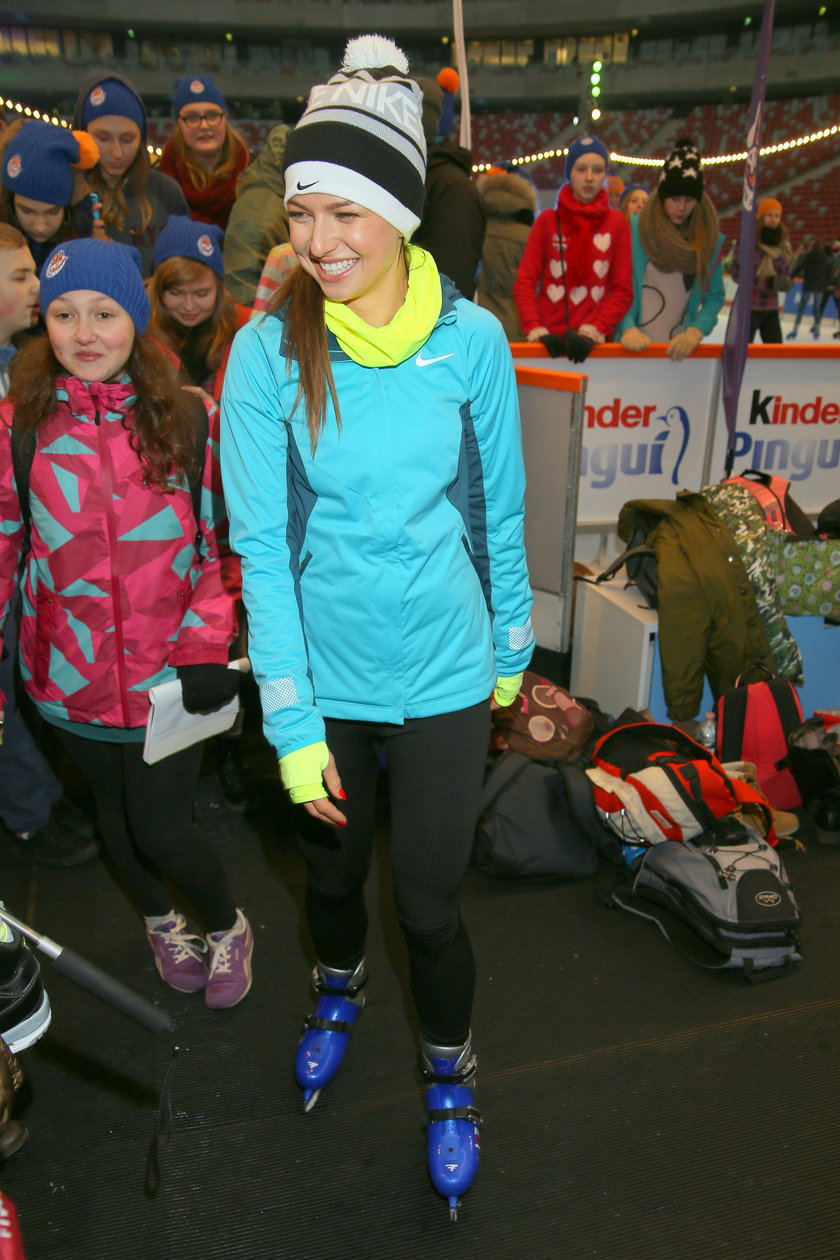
(513, 344, 840, 526)
(515, 367, 586, 653)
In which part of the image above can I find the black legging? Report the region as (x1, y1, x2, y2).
(296, 702, 490, 1046)
(54, 729, 237, 932)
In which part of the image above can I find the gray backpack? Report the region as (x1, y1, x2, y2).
(610, 836, 801, 981)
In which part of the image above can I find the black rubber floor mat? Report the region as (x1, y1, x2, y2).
(2, 736, 840, 1260)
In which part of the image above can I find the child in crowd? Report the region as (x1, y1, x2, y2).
(730, 196, 793, 344)
(618, 138, 724, 360)
(0, 121, 101, 273)
(72, 71, 189, 275)
(160, 76, 250, 230)
(619, 183, 649, 220)
(147, 214, 254, 810)
(148, 215, 250, 401)
(0, 238, 253, 1007)
(513, 135, 632, 361)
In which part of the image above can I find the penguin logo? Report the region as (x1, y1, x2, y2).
(45, 250, 69, 279)
(190, 79, 206, 95)
(5, 154, 21, 180)
(197, 234, 214, 258)
(90, 86, 106, 108)
(756, 891, 782, 907)
(654, 405, 691, 486)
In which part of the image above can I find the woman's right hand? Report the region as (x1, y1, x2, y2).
(621, 327, 651, 353)
(526, 326, 550, 342)
(302, 751, 347, 827)
(279, 742, 347, 826)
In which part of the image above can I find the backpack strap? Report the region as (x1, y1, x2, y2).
(10, 418, 36, 532)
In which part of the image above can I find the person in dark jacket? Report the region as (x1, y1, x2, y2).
(412, 70, 486, 299)
(72, 70, 189, 276)
(475, 163, 537, 340)
(788, 238, 830, 339)
(222, 123, 291, 305)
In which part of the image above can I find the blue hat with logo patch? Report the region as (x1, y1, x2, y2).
(40, 238, 150, 335)
(153, 215, 225, 280)
(80, 76, 147, 140)
(172, 75, 227, 119)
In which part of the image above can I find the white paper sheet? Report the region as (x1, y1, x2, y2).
(142, 659, 250, 765)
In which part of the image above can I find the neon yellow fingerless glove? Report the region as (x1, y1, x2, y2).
(278, 741, 330, 804)
(493, 673, 524, 707)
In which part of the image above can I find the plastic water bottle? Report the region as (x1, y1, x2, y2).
(697, 712, 717, 750)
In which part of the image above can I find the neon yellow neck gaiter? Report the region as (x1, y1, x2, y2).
(323, 245, 442, 368)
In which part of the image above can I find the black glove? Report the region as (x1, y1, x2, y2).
(540, 331, 595, 363)
(177, 664, 240, 714)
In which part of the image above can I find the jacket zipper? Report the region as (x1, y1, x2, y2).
(96, 409, 131, 725)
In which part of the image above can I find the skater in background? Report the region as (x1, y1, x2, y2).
(72, 71, 189, 275)
(222, 35, 532, 1218)
(788, 237, 831, 340)
(730, 196, 793, 344)
(513, 134, 632, 361)
(0, 238, 253, 1009)
(160, 75, 250, 230)
(0, 121, 103, 274)
(618, 137, 724, 360)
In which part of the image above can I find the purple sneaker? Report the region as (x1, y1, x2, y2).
(146, 915, 208, 993)
(205, 910, 253, 1010)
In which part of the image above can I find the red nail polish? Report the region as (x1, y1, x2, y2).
(338, 788, 347, 801)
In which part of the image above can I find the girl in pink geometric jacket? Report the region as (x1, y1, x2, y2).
(0, 238, 253, 1009)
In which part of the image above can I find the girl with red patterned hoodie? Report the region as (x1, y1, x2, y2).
(513, 135, 632, 362)
(0, 238, 253, 1009)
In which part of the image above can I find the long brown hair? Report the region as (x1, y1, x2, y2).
(9, 333, 203, 491)
(170, 119, 249, 190)
(265, 245, 412, 454)
(85, 137, 153, 235)
(147, 257, 238, 374)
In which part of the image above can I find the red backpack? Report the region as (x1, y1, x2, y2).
(715, 668, 804, 809)
(586, 720, 776, 847)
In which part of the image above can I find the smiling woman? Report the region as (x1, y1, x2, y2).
(221, 34, 533, 1220)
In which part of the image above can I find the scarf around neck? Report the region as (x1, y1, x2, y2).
(323, 246, 442, 368)
(554, 184, 611, 290)
(638, 192, 720, 280)
(160, 139, 248, 228)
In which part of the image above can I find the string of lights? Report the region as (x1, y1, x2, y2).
(472, 123, 840, 173)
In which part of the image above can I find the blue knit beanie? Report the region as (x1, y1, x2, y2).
(3, 121, 83, 207)
(153, 215, 225, 279)
(80, 77, 147, 140)
(172, 75, 227, 119)
(564, 135, 610, 181)
(40, 238, 150, 335)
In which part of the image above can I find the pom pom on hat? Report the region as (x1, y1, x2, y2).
(2, 120, 88, 208)
(757, 197, 782, 219)
(283, 34, 426, 239)
(658, 136, 705, 201)
(153, 214, 225, 280)
(437, 67, 460, 94)
(72, 130, 100, 172)
(172, 74, 227, 120)
(40, 238, 150, 335)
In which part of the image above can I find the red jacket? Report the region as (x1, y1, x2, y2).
(514, 189, 633, 339)
(0, 377, 235, 727)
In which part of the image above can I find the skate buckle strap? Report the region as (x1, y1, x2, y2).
(422, 1054, 478, 1087)
(313, 973, 368, 1000)
(303, 1015, 356, 1034)
(425, 1104, 483, 1128)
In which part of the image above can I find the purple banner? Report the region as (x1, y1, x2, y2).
(721, 0, 776, 476)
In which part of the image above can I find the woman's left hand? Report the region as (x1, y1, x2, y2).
(667, 327, 704, 361)
(91, 206, 108, 240)
(302, 752, 347, 827)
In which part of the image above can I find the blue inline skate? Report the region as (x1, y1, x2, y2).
(421, 1035, 482, 1221)
(295, 959, 366, 1112)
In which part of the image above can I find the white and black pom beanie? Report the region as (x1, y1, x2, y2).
(658, 137, 705, 201)
(283, 35, 426, 240)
